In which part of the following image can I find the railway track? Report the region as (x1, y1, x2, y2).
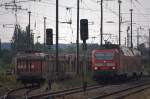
(91, 80, 150, 99)
(2, 87, 26, 99)
(2, 77, 150, 99)
(25, 78, 150, 99)
(2, 86, 39, 99)
(25, 84, 104, 99)
(23, 87, 40, 99)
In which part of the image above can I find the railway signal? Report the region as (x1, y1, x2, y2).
(44, 17, 47, 46)
(80, 19, 89, 42)
(46, 28, 53, 45)
(80, 19, 89, 92)
(130, 9, 133, 48)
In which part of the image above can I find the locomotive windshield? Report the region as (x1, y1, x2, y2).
(95, 52, 113, 60)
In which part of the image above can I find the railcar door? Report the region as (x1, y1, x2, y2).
(30, 60, 42, 73)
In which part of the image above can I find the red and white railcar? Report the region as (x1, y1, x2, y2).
(92, 45, 143, 81)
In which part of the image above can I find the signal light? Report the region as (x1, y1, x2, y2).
(46, 28, 53, 45)
(80, 19, 88, 41)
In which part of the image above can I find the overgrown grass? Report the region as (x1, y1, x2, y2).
(0, 64, 22, 95)
(0, 74, 22, 96)
(48, 72, 96, 91)
(0, 72, 21, 87)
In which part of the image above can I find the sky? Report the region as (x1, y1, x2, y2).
(0, 0, 150, 47)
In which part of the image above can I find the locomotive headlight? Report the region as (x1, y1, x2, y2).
(112, 67, 116, 69)
(94, 67, 98, 70)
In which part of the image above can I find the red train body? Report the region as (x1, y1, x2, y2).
(15, 52, 89, 84)
(92, 46, 143, 81)
(15, 45, 143, 84)
(15, 53, 47, 84)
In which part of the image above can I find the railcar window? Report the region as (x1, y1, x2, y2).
(95, 53, 113, 60)
(121, 47, 134, 56)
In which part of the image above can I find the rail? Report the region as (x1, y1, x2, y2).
(3, 87, 26, 99)
(26, 84, 104, 99)
(91, 81, 150, 99)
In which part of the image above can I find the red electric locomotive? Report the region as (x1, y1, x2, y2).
(92, 45, 143, 81)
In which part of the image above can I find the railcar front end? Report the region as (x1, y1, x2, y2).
(92, 49, 118, 81)
(15, 53, 47, 84)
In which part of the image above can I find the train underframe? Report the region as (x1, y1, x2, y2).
(93, 70, 143, 83)
(16, 72, 76, 86)
(16, 75, 45, 86)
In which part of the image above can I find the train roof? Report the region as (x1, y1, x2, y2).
(16, 52, 48, 60)
(92, 49, 116, 53)
(93, 44, 141, 56)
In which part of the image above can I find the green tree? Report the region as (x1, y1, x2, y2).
(11, 24, 34, 52)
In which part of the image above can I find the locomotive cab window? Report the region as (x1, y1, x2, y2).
(95, 53, 113, 60)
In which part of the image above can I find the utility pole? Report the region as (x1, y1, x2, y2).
(4, 0, 27, 24)
(76, 0, 80, 74)
(118, 0, 121, 46)
(149, 29, 150, 66)
(100, 0, 103, 46)
(127, 26, 130, 47)
(14, 0, 18, 24)
(56, 0, 59, 72)
(137, 28, 139, 48)
(130, 9, 133, 48)
(118, 0, 122, 79)
(98, 0, 114, 45)
(44, 17, 47, 46)
(28, 11, 31, 50)
(124, 37, 126, 46)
